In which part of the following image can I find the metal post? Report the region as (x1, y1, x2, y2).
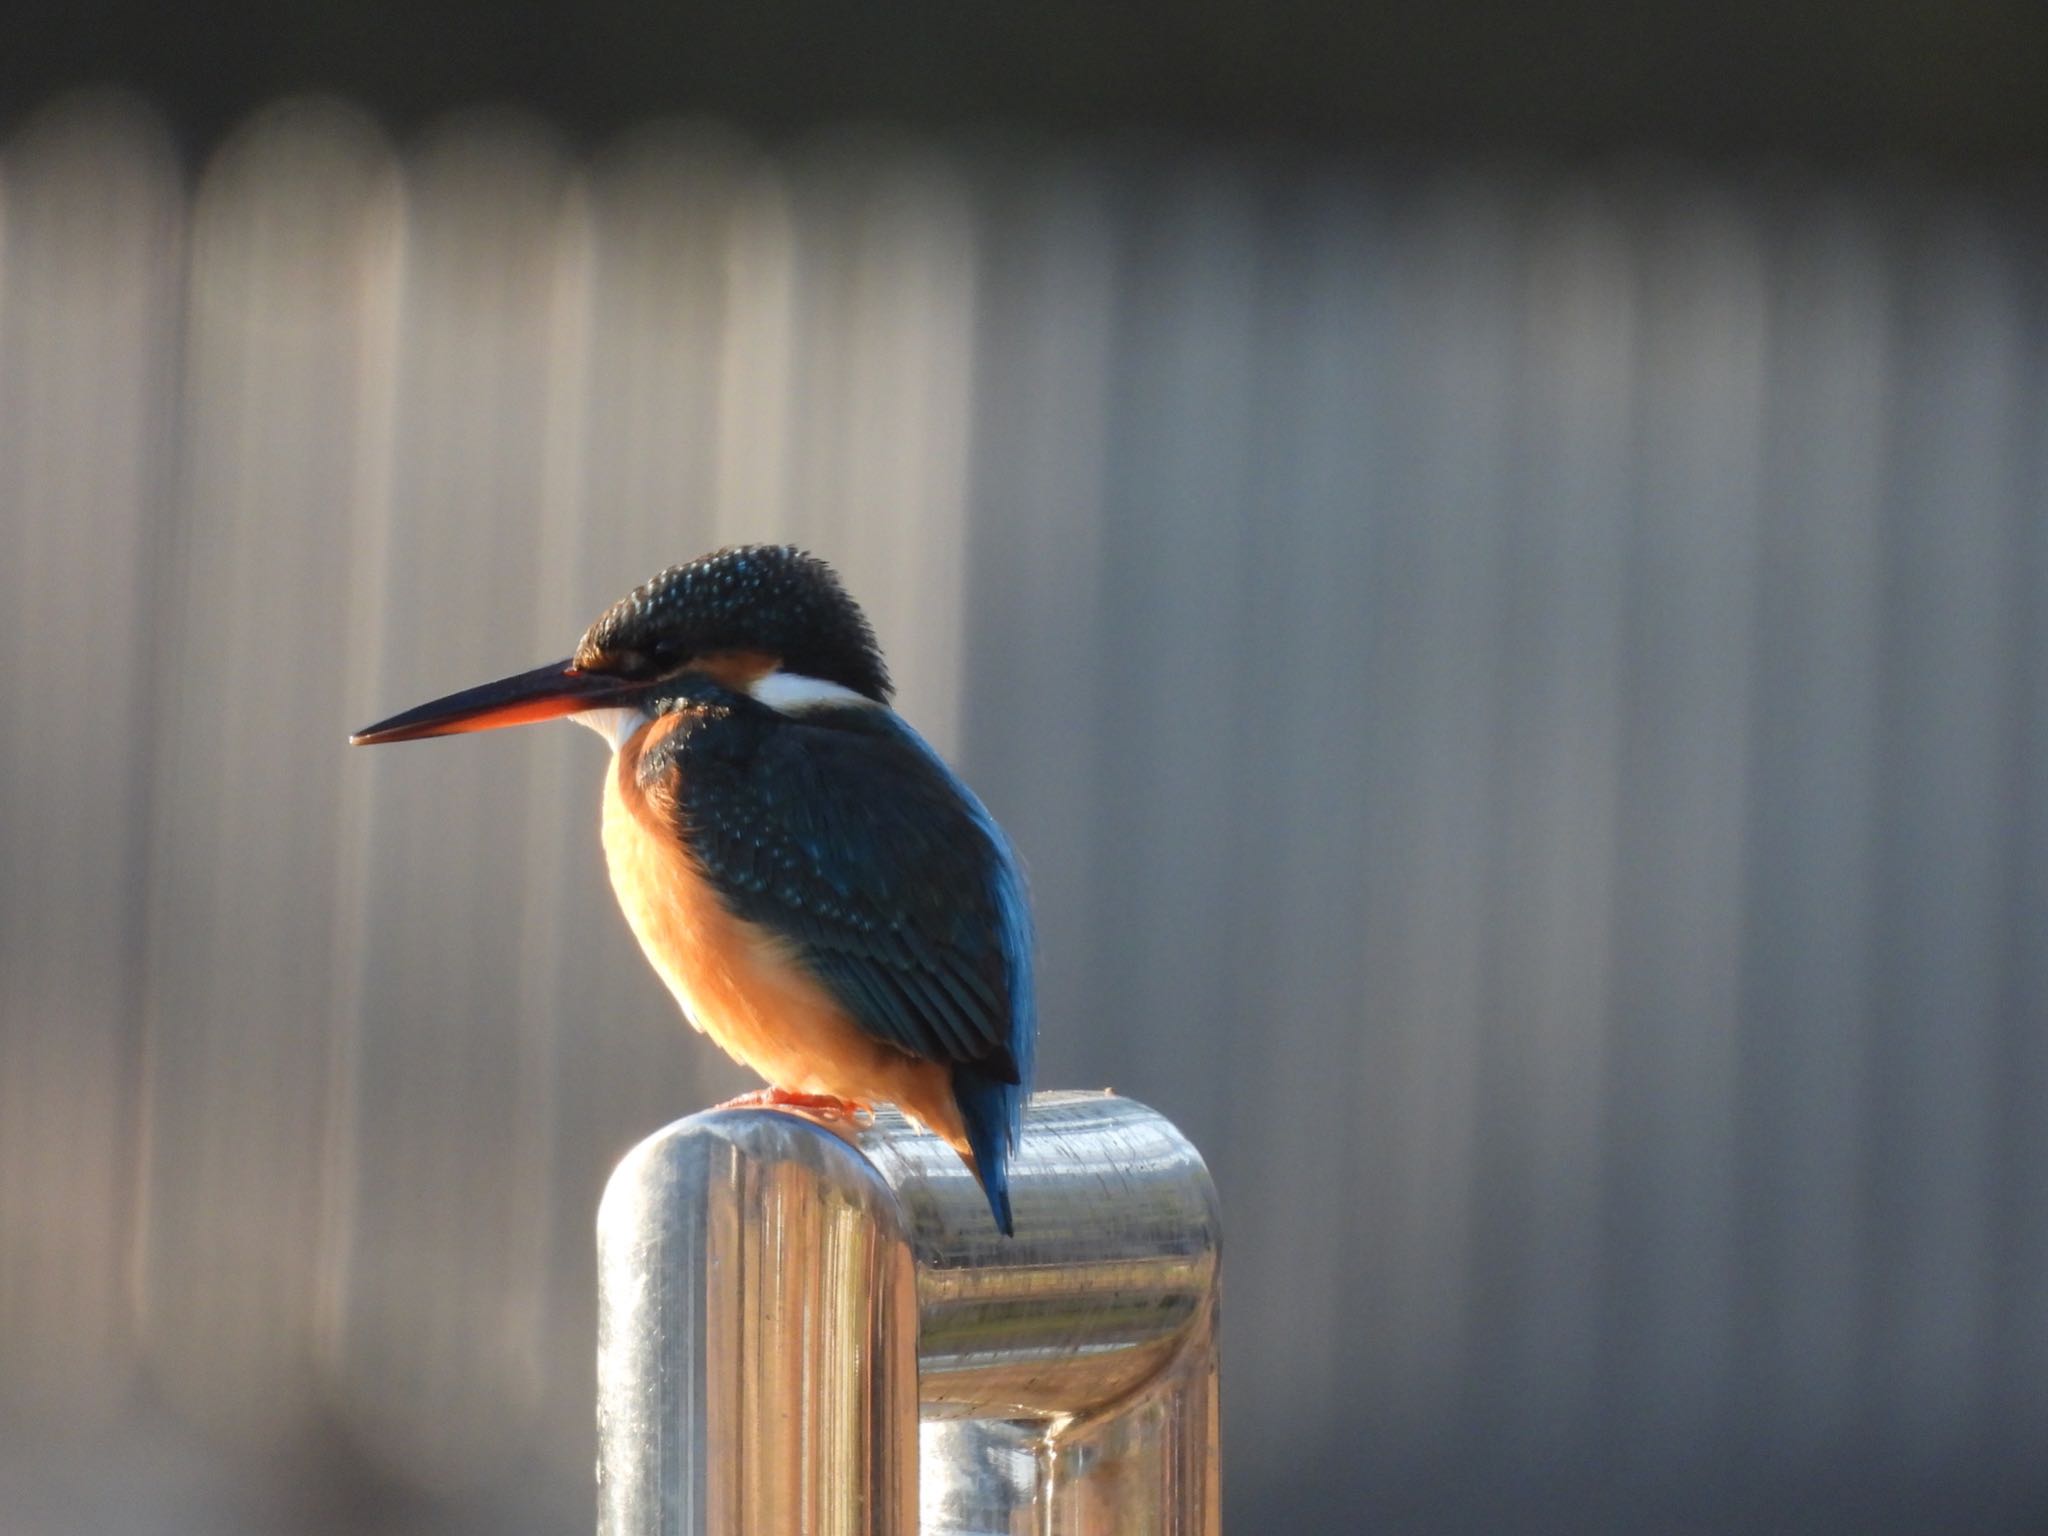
(597, 1091, 1221, 1535)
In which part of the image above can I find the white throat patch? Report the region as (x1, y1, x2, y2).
(573, 706, 647, 753)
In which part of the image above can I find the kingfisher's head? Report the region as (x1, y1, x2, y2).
(349, 545, 891, 747)
(571, 546, 889, 703)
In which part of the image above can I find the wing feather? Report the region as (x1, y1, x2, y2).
(661, 699, 1023, 1082)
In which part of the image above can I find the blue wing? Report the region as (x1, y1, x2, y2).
(653, 694, 1034, 1228)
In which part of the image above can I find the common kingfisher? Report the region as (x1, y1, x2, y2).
(351, 546, 1034, 1234)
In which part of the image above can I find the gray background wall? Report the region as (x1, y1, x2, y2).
(1, 89, 2044, 1532)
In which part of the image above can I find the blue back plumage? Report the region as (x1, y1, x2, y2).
(656, 686, 1035, 1233)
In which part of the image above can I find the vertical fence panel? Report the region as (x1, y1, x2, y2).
(1219, 181, 1388, 1471)
(1604, 191, 1769, 1449)
(0, 96, 180, 1426)
(960, 159, 1120, 1086)
(1996, 271, 2048, 1441)
(1095, 167, 1263, 1150)
(332, 116, 591, 1485)
(1486, 188, 1635, 1448)
(134, 99, 404, 1443)
(1740, 199, 1891, 1450)
(1869, 211, 2025, 1454)
(1358, 183, 1518, 1430)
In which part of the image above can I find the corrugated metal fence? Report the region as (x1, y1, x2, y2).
(2, 90, 2043, 1533)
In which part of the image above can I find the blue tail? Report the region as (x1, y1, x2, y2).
(954, 1065, 1020, 1235)
(912, 724, 1034, 1238)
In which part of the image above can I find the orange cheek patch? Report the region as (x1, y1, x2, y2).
(626, 710, 687, 818)
(690, 649, 779, 692)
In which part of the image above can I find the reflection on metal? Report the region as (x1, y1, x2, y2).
(597, 1091, 1221, 1535)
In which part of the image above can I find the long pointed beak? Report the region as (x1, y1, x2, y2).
(350, 659, 637, 746)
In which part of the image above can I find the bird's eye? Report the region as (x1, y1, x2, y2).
(578, 639, 684, 680)
(578, 647, 650, 679)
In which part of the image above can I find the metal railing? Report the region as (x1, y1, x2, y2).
(596, 1092, 1221, 1535)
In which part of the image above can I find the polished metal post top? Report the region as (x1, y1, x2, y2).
(599, 1089, 1221, 1418)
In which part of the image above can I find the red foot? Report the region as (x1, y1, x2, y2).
(718, 1087, 873, 1124)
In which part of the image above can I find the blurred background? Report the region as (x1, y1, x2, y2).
(3, 5, 2046, 1533)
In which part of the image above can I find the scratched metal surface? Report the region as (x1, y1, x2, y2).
(1, 92, 2045, 1534)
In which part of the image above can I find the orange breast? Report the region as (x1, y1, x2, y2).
(599, 714, 967, 1150)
